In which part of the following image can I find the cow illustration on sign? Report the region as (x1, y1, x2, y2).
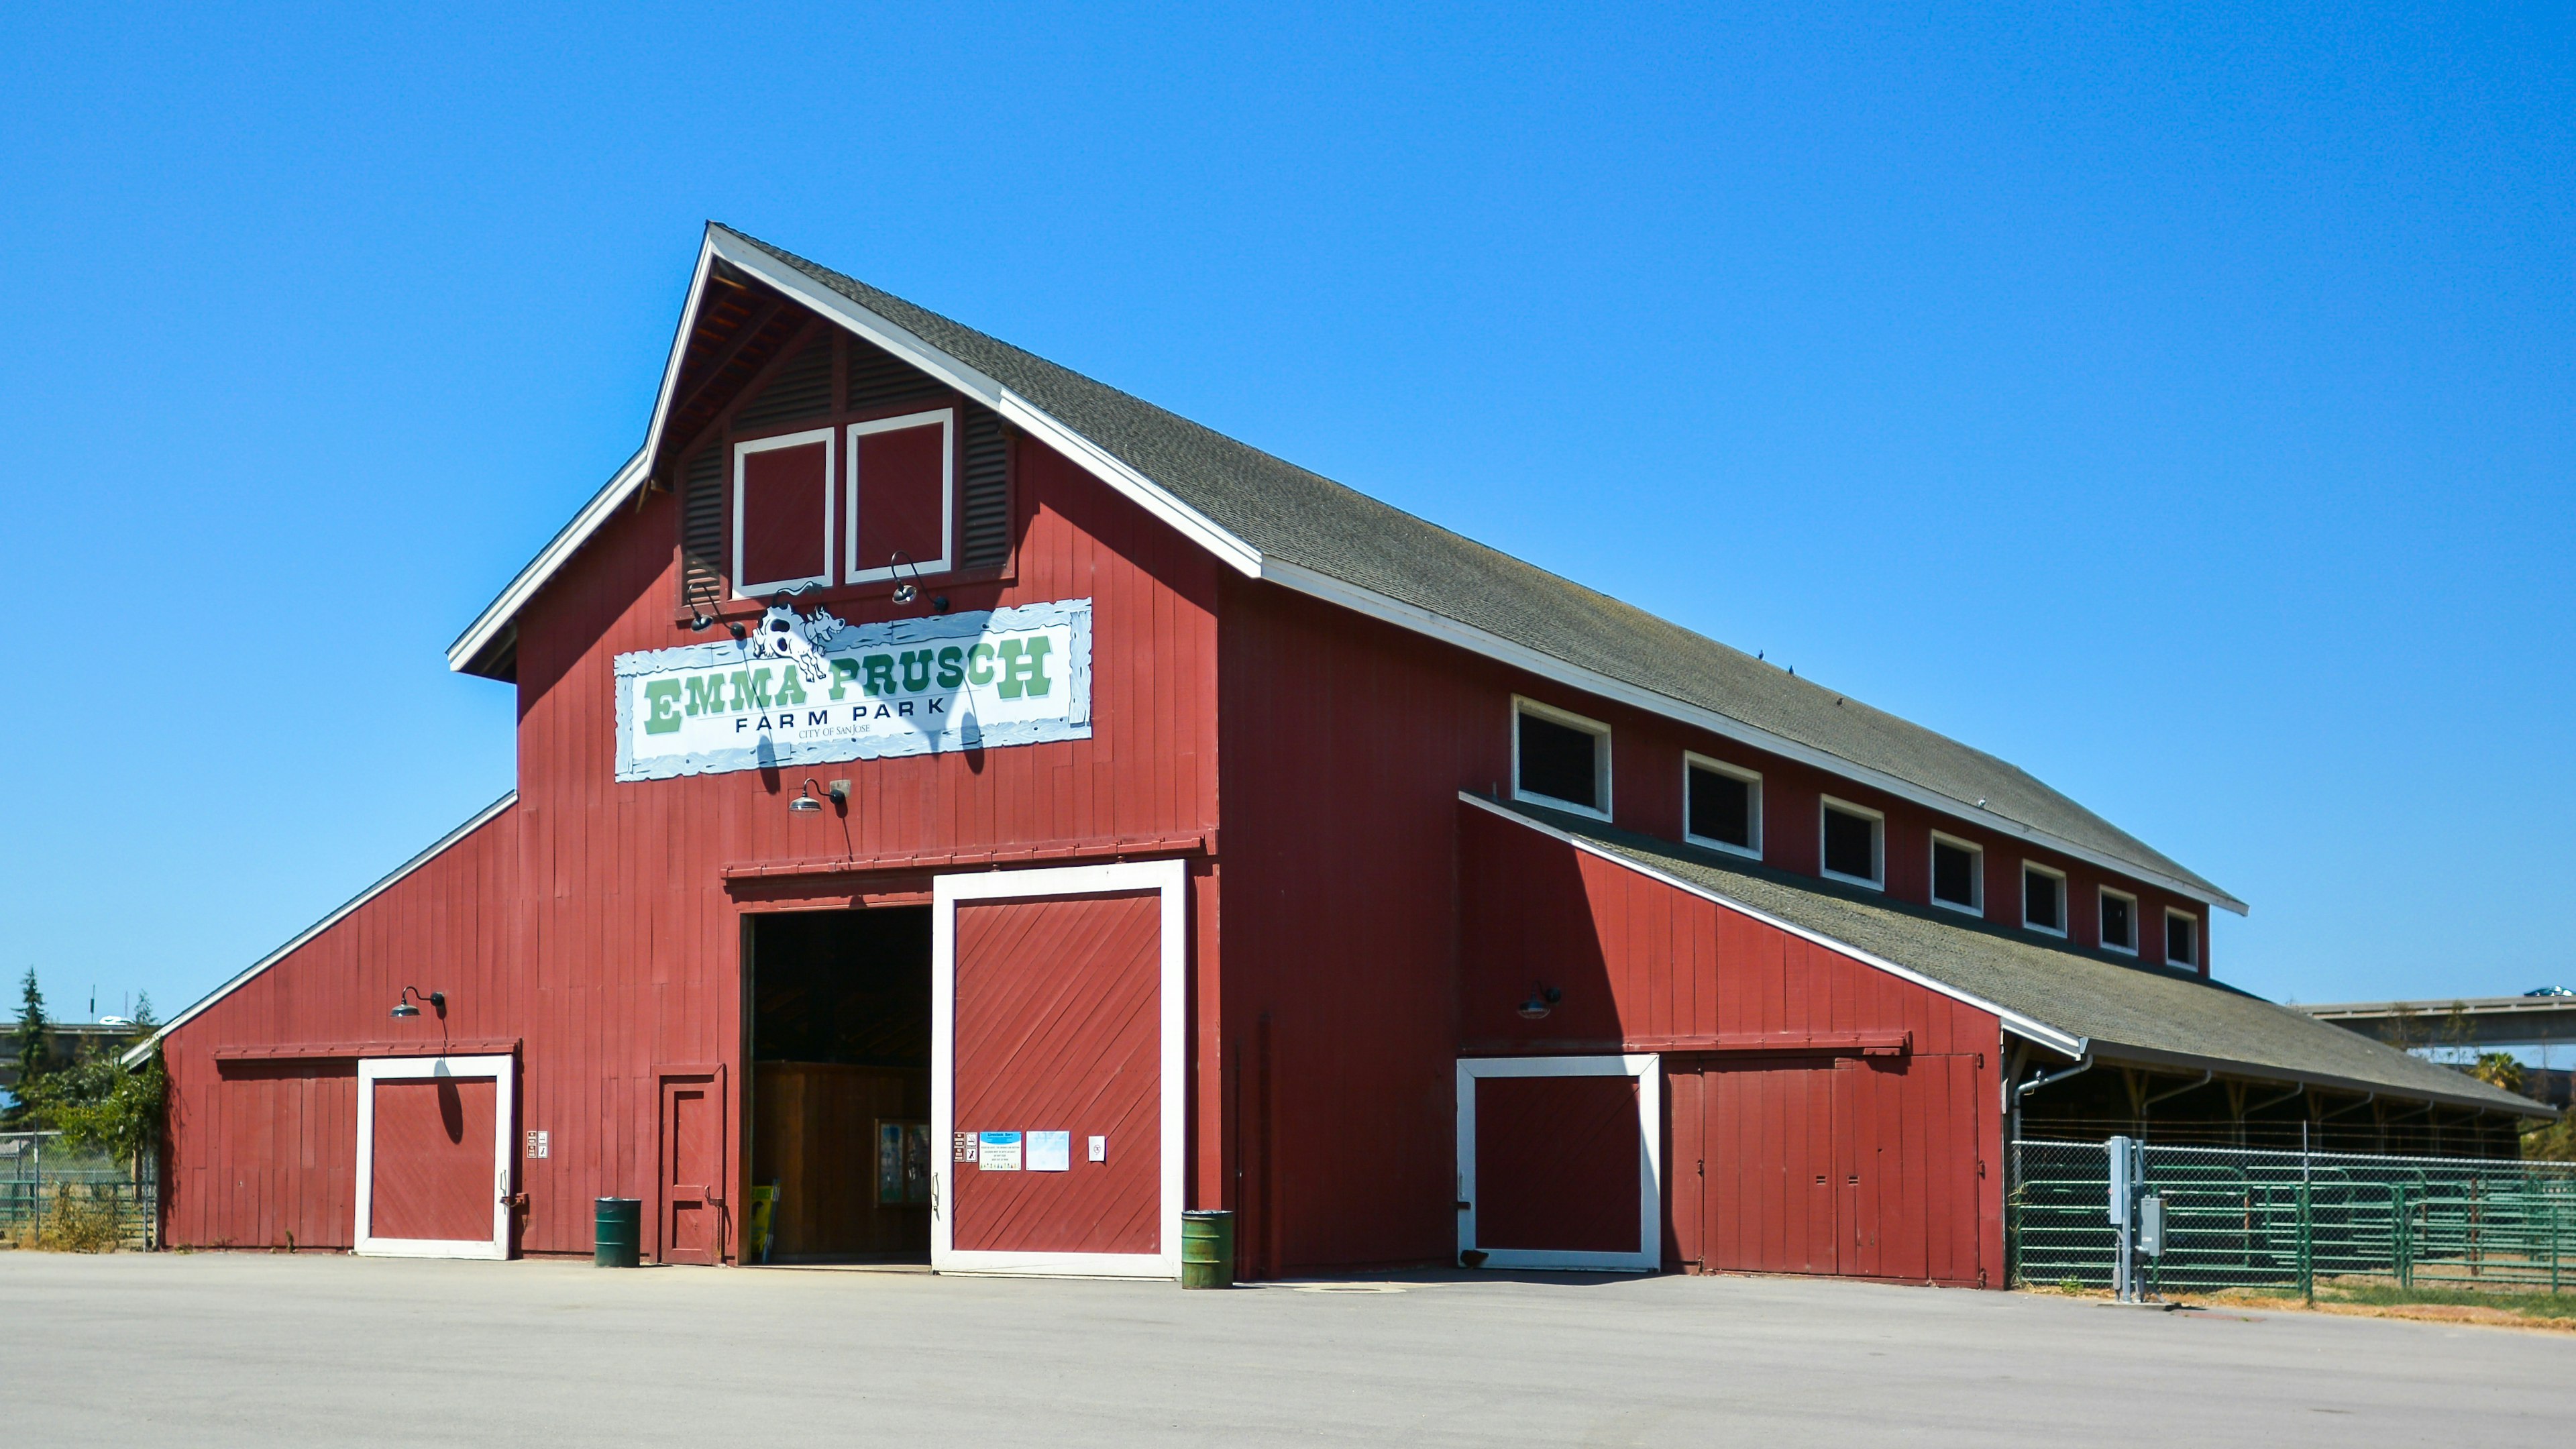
(749, 600, 847, 684)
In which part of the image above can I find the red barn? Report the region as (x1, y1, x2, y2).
(135, 226, 2539, 1278)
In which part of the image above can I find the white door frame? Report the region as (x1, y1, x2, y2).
(354, 1054, 515, 1260)
(1456, 1054, 1662, 1271)
(932, 859, 1187, 1278)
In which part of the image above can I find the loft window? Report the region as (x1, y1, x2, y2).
(2165, 910, 2200, 967)
(2099, 888, 2138, 954)
(847, 409, 954, 584)
(733, 428, 836, 596)
(1819, 798, 1882, 888)
(1684, 755, 1760, 856)
(1929, 833, 1982, 914)
(1513, 698, 1611, 818)
(2023, 863, 2067, 936)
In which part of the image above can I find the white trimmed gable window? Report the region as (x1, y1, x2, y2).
(2022, 863, 2068, 936)
(1819, 798, 1883, 888)
(2165, 909, 2200, 968)
(1929, 833, 1982, 914)
(1684, 755, 1760, 857)
(2099, 888, 2138, 954)
(846, 408, 955, 583)
(1513, 698, 1611, 819)
(733, 428, 837, 596)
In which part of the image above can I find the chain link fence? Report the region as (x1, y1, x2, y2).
(2008, 1139, 2576, 1295)
(0, 1132, 157, 1250)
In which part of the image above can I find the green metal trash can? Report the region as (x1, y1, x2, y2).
(1181, 1209, 1235, 1289)
(594, 1197, 641, 1268)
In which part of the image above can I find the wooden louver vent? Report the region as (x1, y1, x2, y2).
(959, 403, 1010, 569)
(679, 443, 726, 606)
(731, 332, 835, 431)
(847, 336, 947, 413)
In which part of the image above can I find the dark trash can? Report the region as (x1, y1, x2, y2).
(594, 1197, 642, 1268)
(1180, 1209, 1235, 1289)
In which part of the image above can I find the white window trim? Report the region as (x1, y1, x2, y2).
(845, 408, 956, 584)
(731, 427, 837, 597)
(1817, 796, 1884, 890)
(2165, 907, 2201, 968)
(1455, 1054, 1662, 1273)
(354, 1054, 515, 1260)
(2098, 886, 2140, 955)
(1927, 830, 1984, 915)
(2021, 861, 2069, 937)
(930, 859, 1187, 1279)
(1681, 753, 1762, 859)
(1511, 696, 1613, 822)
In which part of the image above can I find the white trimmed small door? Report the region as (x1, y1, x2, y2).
(354, 1055, 515, 1259)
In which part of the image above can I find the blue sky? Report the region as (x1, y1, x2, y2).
(1, 4, 2569, 1029)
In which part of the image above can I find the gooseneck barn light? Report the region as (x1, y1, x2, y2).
(1517, 985, 1563, 1020)
(788, 779, 851, 815)
(390, 986, 445, 1020)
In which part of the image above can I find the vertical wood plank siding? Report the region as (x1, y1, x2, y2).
(1456, 804, 2002, 1285)
(160, 403, 1220, 1256)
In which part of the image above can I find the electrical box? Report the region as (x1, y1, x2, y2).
(2139, 1195, 2165, 1258)
(2106, 1135, 2131, 1224)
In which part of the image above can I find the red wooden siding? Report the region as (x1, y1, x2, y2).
(160, 804, 517, 1252)
(1473, 1075, 1641, 1253)
(162, 297, 1223, 1256)
(952, 892, 1161, 1255)
(1456, 804, 2001, 1285)
(369, 1076, 498, 1242)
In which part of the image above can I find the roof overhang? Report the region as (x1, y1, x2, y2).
(2073, 1037, 2557, 1120)
(1461, 790, 2087, 1057)
(121, 794, 518, 1067)
(439, 225, 2244, 918)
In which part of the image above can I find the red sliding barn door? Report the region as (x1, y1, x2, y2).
(934, 861, 1185, 1277)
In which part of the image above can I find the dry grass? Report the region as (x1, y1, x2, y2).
(6, 1191, 131, 1253)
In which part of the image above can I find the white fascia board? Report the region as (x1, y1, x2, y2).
(122, 794, 519, 1067)
(1277, 553, 2243, 917)
(445, 450, 649, 673)
(445, 231, 1265, 674)
(1459, 790, 2086, 1057)
(700, 229, 1264, 579)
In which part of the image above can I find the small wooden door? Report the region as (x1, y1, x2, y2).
(1693, 1055, 1845, 1276)
(658, 1069, 727, 1265)
(354, 1055, 515, 1260)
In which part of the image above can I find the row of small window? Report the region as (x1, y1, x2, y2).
(1512, 698, 2202, 967)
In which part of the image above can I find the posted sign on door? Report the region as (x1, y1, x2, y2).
(614, 598, 1093, 781)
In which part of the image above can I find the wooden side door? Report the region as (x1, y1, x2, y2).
(657, 1067, 727, 1265)
(1700, 1056, 1840, 1276)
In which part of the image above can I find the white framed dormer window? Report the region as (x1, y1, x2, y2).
(1513, 697, 1611, 820)
(1818, 797, 1883, 888)
(2098, 887, 2139, 955)
(2165, 908, 2200, 968)
(733, 428, 837, 597)
(1682, 754, 1761, 857)
(847, 409, 955, 584)
(1929, 832, 1984, 915)
(2022, 862, 2068, 936)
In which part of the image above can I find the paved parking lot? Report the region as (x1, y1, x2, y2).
(1, 1252, 2565, 1446)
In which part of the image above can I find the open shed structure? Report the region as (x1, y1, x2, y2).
(134, 227, 2545, 1279)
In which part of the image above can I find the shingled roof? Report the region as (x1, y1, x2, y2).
(450, 223, 2242, 912)
(1470, 795, 2539, 1117)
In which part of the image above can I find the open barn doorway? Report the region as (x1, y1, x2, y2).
(747, 906, 933, 1264)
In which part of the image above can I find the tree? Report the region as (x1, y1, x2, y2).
(2469, 1051, 2526, 1095)
(7, 968, 48, 1126)
(23, 1048, 166, 1171)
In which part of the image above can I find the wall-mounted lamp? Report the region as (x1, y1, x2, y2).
(789, 778, 850, 815)
(1517, 984, 1563, 1021)
(391, 986, 446, 1020)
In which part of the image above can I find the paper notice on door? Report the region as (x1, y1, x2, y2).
(977, 1131, 1024, 1171)
(1026, 1131, 1070, 1172)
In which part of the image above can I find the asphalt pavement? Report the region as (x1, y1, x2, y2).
(1, 1251, 2565, 1446)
